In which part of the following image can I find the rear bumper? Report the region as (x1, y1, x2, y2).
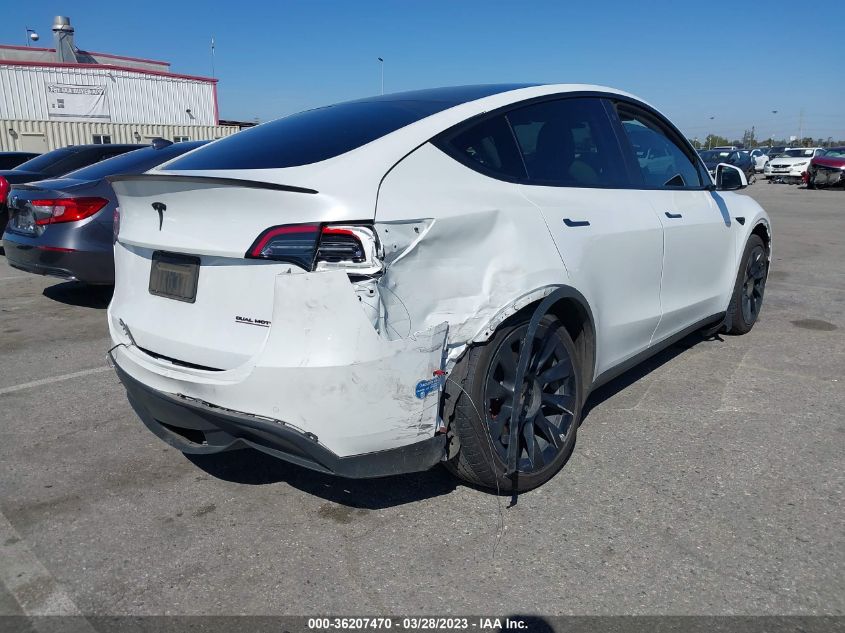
(2, 235, 114, 284)
(109, 269, 449, 462)
(113, 356, 446, 478)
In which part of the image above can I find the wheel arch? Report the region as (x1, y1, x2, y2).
(469, 285, 597, 388)
(751, 220, 771, 253)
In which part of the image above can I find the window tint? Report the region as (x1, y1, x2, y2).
(34, 147, 138, 177)
(13, 148, 75, 173)
(63, 141, 208, 181)
(617, 108, 702, 188)
(507, 98, 627, 187)
(444, 115, 525, 179)
(40, 151, 97, 176)
(0, 154, 34, 169)
(168, 85, 536, 171)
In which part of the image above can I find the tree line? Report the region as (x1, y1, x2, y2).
(688, 129, 844, 150)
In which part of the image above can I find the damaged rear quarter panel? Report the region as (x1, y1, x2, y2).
(374, 142, 571, 358)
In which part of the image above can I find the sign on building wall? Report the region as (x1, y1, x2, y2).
(46, 84, 111, 121)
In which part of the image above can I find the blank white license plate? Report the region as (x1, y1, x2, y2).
(148, 252, 200, 303)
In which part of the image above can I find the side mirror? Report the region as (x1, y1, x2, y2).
(715, 163, 747, 191)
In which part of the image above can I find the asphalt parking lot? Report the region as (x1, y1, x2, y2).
(0, 181, 842, 617)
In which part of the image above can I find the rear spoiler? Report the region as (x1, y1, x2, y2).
(107, 174, 318, 195)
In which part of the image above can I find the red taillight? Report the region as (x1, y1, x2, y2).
(246, 224, 321, 268)
(0, 177, 9, 202)
(245, 223, 376, 271)
(32, 197, 109, 226)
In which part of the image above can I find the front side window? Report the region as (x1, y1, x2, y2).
(617, 107, 703, 188)
(507, 98, 627, 187)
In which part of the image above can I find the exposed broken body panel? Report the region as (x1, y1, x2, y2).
(110, 269, 449, 458)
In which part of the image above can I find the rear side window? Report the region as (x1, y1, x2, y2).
(616, 107, 704, 188)
(443, 116, 526, 180)
(507, 98, 627, 187)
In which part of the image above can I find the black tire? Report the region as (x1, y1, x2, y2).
(444, 313, 582, 492)
(725, 234, 768, 335)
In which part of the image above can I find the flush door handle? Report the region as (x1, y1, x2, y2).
(563, 218, 590, 227)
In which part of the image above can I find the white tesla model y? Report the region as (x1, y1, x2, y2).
(108, 84, 771, 492)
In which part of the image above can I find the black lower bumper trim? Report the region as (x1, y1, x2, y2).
(112, 357, 446, 479)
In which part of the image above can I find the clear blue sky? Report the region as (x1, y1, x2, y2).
(5, 1, 844, 141)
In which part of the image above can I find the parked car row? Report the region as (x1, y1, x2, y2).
(696, 145, 844, 190)
(1, 139, 207, 283)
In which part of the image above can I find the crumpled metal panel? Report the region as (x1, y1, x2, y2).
(110, 270, 448, 457)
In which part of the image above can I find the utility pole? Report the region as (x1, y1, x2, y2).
(798, 108, 804, 145)
(707, 116, 715, 149)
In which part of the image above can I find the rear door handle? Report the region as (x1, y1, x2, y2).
(563, 218, 590, 227)
(665, 212, 683, 219)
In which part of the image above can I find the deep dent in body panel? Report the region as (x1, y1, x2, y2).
(110, 267, 449, 456)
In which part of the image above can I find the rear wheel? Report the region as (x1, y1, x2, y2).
(445, 313, 582, 492)
(725, 234, 768, 335)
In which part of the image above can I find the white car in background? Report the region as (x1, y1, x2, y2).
(107, 84, 771, 492)
(746, 148, 769, 172)
(764, 147, 825, 183)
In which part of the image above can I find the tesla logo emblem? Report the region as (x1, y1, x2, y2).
(152, 202, 166, 230)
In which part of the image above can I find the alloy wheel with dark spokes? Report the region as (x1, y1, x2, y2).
(741, 244, 767, 325)
(483, 323, 577, 474)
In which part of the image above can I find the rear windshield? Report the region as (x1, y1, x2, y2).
(63, 141, 208, 181)
(14, 148, 75, 173)
(699, 150, 735, 161)
(167, 85, 536, 170)
(783, 148, 816, 157)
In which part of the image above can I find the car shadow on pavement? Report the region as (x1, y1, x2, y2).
(42, 281, 113, 309)
(185, 450, 458, 509)
(187, 330, 717, 506)
(581, 330, 712, 422)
